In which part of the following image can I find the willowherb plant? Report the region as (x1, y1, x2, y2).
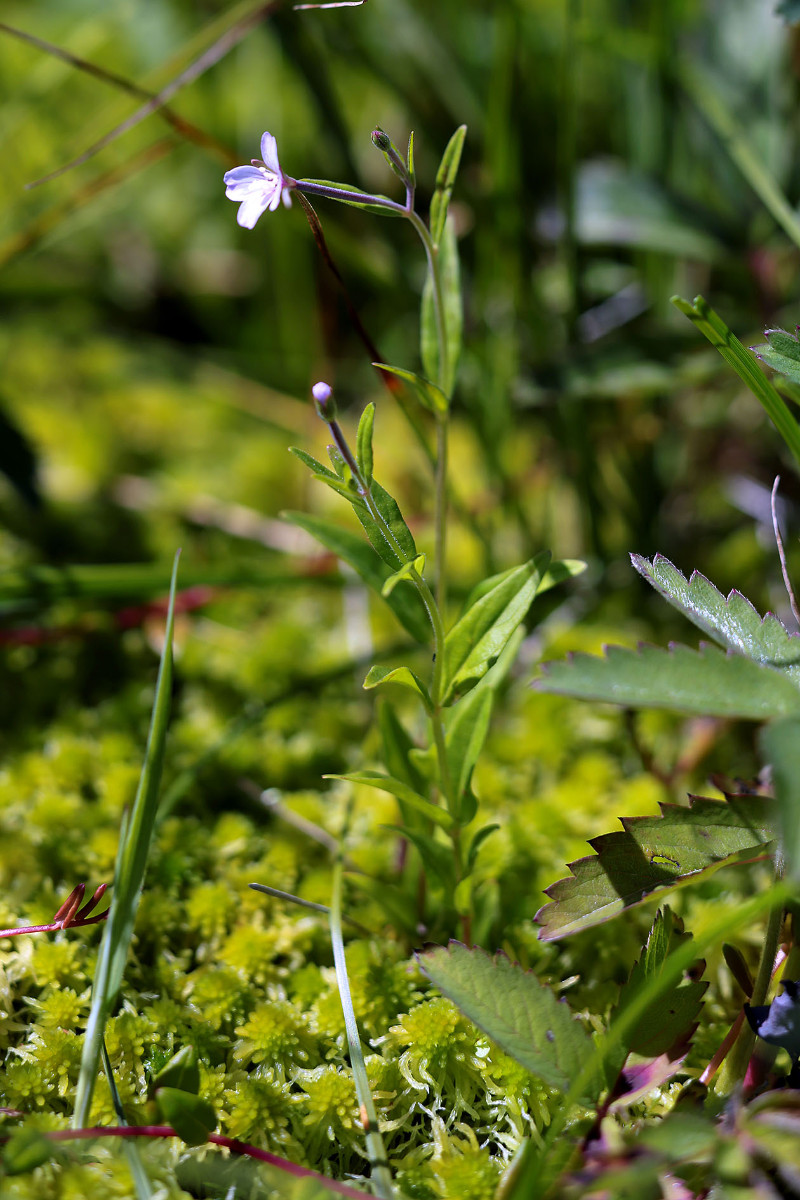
(225, 124, 583, 952)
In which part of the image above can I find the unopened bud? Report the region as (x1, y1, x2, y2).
(371, 126, 411, 186)
(312, 380, 337, 421)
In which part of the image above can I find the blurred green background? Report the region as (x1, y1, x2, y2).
(2, 0, 800, 720)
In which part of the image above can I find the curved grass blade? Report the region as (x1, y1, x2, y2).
(73, 551, 181, 1128)
(27, 0, 282, 188)
(672, 295, 800, 469)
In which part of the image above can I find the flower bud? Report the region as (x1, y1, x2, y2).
(312, 381, 337, 421)
(371, 126, 411, 186)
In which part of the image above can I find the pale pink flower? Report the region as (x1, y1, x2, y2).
(223, 132, 293, 229)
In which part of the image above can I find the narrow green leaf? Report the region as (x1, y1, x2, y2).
(443, 553, 550, 703)
(467, 823, 500, 873)
(445, 686, 494, 822)
(536, 641, 800, 719)
(614, 908, 707, 1059)
(328, 770, 455, 830)
(406, 130, 416, 187)
(289, 446, 340, 482)
(355, 403, 375, 486)
(155, 1088, 217, 1146)
(672, 295, 800, 470)
(389, 825, 455, 891)
(760, 716, 800, 883)
(463, 557, 585, 613)
(536, 792, 776, 941)
(632, 554, 800, 684)
(421, 216, 462, 397)
(430, 124, 467, 246)
(73, 550, 181, 1128)
(313, 473, 369, 510)
(373, 362, 448, 414)
(419, 943, 600, 1100)
(381, 554, 425, 597)
(363, 664, 432, 712)
(378, 701, 428, 799)
(354, 481, 418, 572)
(281, 512, 430, 644)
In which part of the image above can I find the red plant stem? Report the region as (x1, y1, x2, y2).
(28, 1126, 369, 1198)
(699, 1010, 745, 1085)
(0, 914, 108, 938)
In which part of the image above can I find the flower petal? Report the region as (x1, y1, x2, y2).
(260, 132, 281, 175)
(236, 192, 272, 229)
(224, 165, 265, 186)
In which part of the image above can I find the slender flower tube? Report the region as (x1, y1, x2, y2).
(223, 132, 293, 228)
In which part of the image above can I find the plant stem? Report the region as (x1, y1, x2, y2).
(406, 208, 451, 616)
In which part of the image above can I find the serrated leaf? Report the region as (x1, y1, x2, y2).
(328, 770, 455, 830)
(419, 943, 600, 1100)
(373, 362, 448, 414)
(445, 685, 494, 822)
(614, 908, 707, 1059)
(381, 553, 426, 597)
(444, 553, 550, 703)
(421, 216, 462, 397)
(353, 481, 417, 571)
(535, 641, 800, 719)
(155, 1087, 217, 1145)
(632, 554, 800, 684)
(363, 664, 432, 711)
(356, 403, 375, 486)
(536, 793, 776, 941)
(281, 511, 429, 643)
(430, 125, 467, 245)
(760, 716, 800, 883)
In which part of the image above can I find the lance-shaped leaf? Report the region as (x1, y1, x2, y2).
(536, 792, 776, 941)
(381, 554, 426, 597)
(421, 216, 462, 398)
(430, 125, 467, 246)
(419, 943, 600, 1100)
(632, 554, 800, 685)
(443, 552, 550, 704)
(356, 403, 375, 487)
(535, 640, 800, 719)
(364, 664, 432, 712)
(613, 907, 707, 1060)
(445, 685, 494, 824)
(354, 481, 418, 571)
(281, 512, 430, 643)
(760, 716, 800, 883)
(327, 770, 455, 831)
(373, 362, 449, 414)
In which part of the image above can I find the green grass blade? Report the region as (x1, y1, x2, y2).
(72, 550, 181, 1129)
(672, 295, 800, 470)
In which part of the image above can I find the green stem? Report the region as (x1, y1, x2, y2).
(406, 208, 451, 615)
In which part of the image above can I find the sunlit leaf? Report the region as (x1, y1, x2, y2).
(632, 554, 800, 684)
(419, 943, 600, 1100)
(536, 640, 800, 719)
(430, 124, 467, 246)
(536, 792, 776, 941)
(421, 216, 462, 397)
